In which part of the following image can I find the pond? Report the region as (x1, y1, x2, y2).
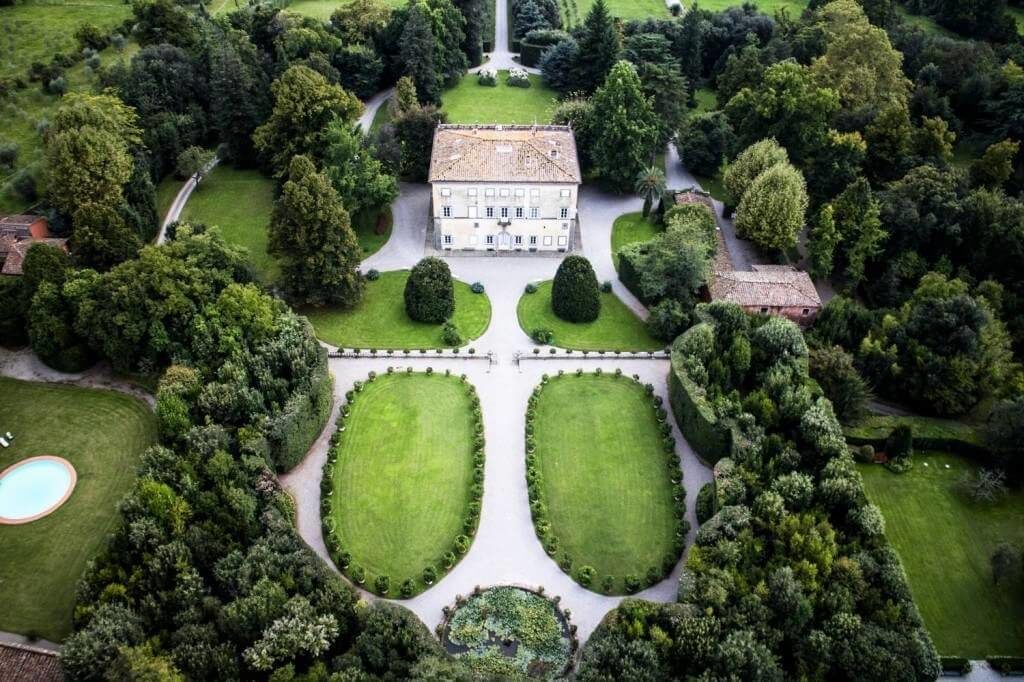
(0, 456, 76, 524)
(442, 586, 573, 679)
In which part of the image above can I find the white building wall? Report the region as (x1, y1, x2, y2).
(431, 181, 579, 251)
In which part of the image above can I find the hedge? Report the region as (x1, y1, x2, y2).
(938, 657, 971, 675)
(269, 354, 334, 471)
(618, 248, 654, 307)
(843, 414, 986, 459)
(520, 30, 567, 67)
(987, 657, 1024, 674)
(667, 361, 732, 464)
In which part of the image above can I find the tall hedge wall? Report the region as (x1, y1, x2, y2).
(270, 356, 334, 472)
(667, 362, 731, 464)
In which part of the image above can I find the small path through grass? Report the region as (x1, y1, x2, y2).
(530, 374, 681, 593)
(327, 373, 478, 596)
(307, 270, 491, 349)
(517, 280, 662, 352)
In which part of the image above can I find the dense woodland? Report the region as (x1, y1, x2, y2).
(0, 0, 1022, 676)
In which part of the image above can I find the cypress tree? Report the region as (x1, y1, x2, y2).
(400, 2, 441, 105)
(588, 61, 660, 192)
(575, 0, 620, 94)
(552, 255, 600, 322)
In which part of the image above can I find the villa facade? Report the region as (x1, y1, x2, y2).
(427, 124, 582, 253)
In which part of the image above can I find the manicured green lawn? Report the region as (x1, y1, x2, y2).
(306, 270, 491, 349)
(442, 71, 558, 125)
(351, 207, 393, 258)
(517, 280, 662, 352)
(531, 374, 678, 593)
(575, 0, 666, 19)
(860, 453, 1024, 657)
(177, 165, 278, 283)
(281, 0, 405, 18)
(694, 0, 807, 13)
(369, 98, 392, 135)
(844, 414, 983, 450)
(611, 212, 662, 268)
(0, 378, 156, 641)
(328, 373, 477, 595)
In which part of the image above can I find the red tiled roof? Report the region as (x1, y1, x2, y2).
(1, 238, 68, 276)
(711, 267, 821, 309)
(0, 643, 64, 681)
(429, 125, 581, 184)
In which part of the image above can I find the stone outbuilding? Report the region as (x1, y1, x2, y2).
(710, 265, 822, 325)
(0, 215, 67, 276)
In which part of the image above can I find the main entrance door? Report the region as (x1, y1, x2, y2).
(497, 231, 512, 250)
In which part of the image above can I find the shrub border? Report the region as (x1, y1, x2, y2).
(320, 368, 485, 599)
(524, 370, 688, 595)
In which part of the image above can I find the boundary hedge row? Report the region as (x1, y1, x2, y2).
(843, 414, 987, 459)
(271, 363, 334, 471)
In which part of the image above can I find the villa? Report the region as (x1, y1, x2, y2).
(427, 124, 581, 253)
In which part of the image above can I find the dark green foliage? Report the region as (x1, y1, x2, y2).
(404, 257, 455, 323)
(209, 31, 271, 166)
(695, 482, 715, 524)
(131, 0, 199, 50)
(539, 37, 579, 92)
(390, 105, 447, 180)
(588, 61, 661, 192)
(574, 0, 619, 94)
(646, 299, 688, 342)
(401, 2, 441, 104)
(809, 345, 870, 424)
(886, 424, 914, 461)
(335, 45, 384, 99)
(677, 112, 735, 177)
(551, 255, 600, 323)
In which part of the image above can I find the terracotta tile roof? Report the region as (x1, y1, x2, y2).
(429, 125, 581, 184)
(0, 215, 49, 244)
(0, 643, 64, 681)
(711, 267, 821, 309)
(1, 238, 68, 276)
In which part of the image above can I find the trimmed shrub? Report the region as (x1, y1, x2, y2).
(624, 574, 641, 593)
(400, 578, 415, 597)
(551, 255, 600, 323)
(647, 298, 688, 342)
(577, 565, 596, 587)
(525, 282, 538, 294)
(470, 281, 485, 294)
(0, 142, 18, 169)
(938, 657, 970, 674)
(442, 320, 462, 346)
(423, 566, 437, 584)
(366, 268, 380, 281)
(375, 574, 391, 595)
(507, 68, 531, 88)
(695, 482, 716, 524)
(477, 68, 498, 86)
(886, 424, 913, 461)
(532, 328, 554, 344)
(404, 257, 454, 323)
(600, 280, 612, 293)
(988, 657, 1024, 674)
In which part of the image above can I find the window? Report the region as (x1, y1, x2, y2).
(440, 187, 451, 197)
(802, 308, 810, 315)
(529, 235, 537, 245)
(486, 235, 494, 245)
(515, 235, 523, 245)
(499, 188, 510, 197)
(560, 188, 570, 197)
(530, 188, 540, 197)
(560, 207, 569, 219)
(543, 236, 553, 246)
(443, 234, 453, 244)
(486, 207, 494, 218)
(468, 188, 477, 196)
(515, 207, 524, 218)
(760, 307, 769, 314)
(442, 206, 452, 218)
(557, 235, 567, 246)
(485, 188, 495, 197)
(515, 188, 525, 197)
(500, 207, 509, 218)
(530, 207, 539, 219)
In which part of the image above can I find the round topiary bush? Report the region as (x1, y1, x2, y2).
(551, 254, 600, 323)
(404, 257, 455, 323)
(470, 281, 485, 294)
(365, 268, 380, 281)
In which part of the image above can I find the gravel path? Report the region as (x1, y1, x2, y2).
(0, 347, 155, 408)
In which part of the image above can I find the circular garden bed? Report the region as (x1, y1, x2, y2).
(525, 371, 687, 594)
(321, 369, 485, 598)
(441, 586, 574, 679)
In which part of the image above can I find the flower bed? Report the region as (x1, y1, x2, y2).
(441, 586, 574, 679)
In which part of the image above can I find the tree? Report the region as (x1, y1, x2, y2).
(268, 155, 364, 307)
(539, 37, 579, 93)
(822, 178, 886, 288)
(131, 0, 198, 49)
(389, 76, 421, 118)
(678, 3, 703, 91)
(955, 468, 1008, 503)
(809, 204, 839, 281)
(208, 32, 270, 166)
(176, 147, 215, 184)
(634, 166, 666, 217)
(809, 0, 909, 114)
(809, 345, 870, 423)
(453, 0, 485, 66)
(391, 105, 447, 180)
(322, 120, 398, 216)
(970, 139, 1019, 189)
(723, 138, 788, 207)
(991, 542, 1020, 585)
(70, 203, 142, 270)
(985, 397, 1024, 475)
(588, 61, 660, 192)
(331, 0, 393, 44)
(864, 104, 912, 182)
(677, 112, 736, 177)
(45, 92, 141, 218)
(404, 257, 455, 323)
(574, 0, 620, 94)
(912, 115, 955, 166)
(647, 298, 687, 341)
(253, 66, 362, 176)
(927, 0, 1017, 42)
(636, 62, 688, 145)
(401, 2, 442, 104)
(552, 254, 600, 322)
(734, 162, 808, 252)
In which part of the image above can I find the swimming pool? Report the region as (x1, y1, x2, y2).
(0, 456, 77, 524)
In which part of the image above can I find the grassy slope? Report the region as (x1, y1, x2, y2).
(177, 165, 278, 283)
(281, 0, 405, 19)
(442, 72, 558, 125)
(574, 0, 666, 20)
(351, 206, 393, 258)
(532, 375, 677, 592)
(611, 211, 662, 267)
(0, 378, 156, 641)
(844, 414, 983, 448)
(860, 453, 1024, 657)
(329, 373, 475, 592)
(517, 280, 662, 352)
(307, 270, 492, 349)
(0, 0, 134, 211)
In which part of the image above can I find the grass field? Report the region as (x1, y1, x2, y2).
(442, 72, 558, 125)
(694, 0, 807, 13)
(328, 373, 477, 595)
(611, 212, 662, 267)
(531, 374, 678, 593)
(574, 0, 667, 19)
(176, 165, 278, 283)
(0, 378, 156, 641)
(517, 280, 662, 352)
(306, 270, 492, 349)
(351, 206, 393, 257)
(279, 0, 405, 19)
(860, 453, 1024, 657)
